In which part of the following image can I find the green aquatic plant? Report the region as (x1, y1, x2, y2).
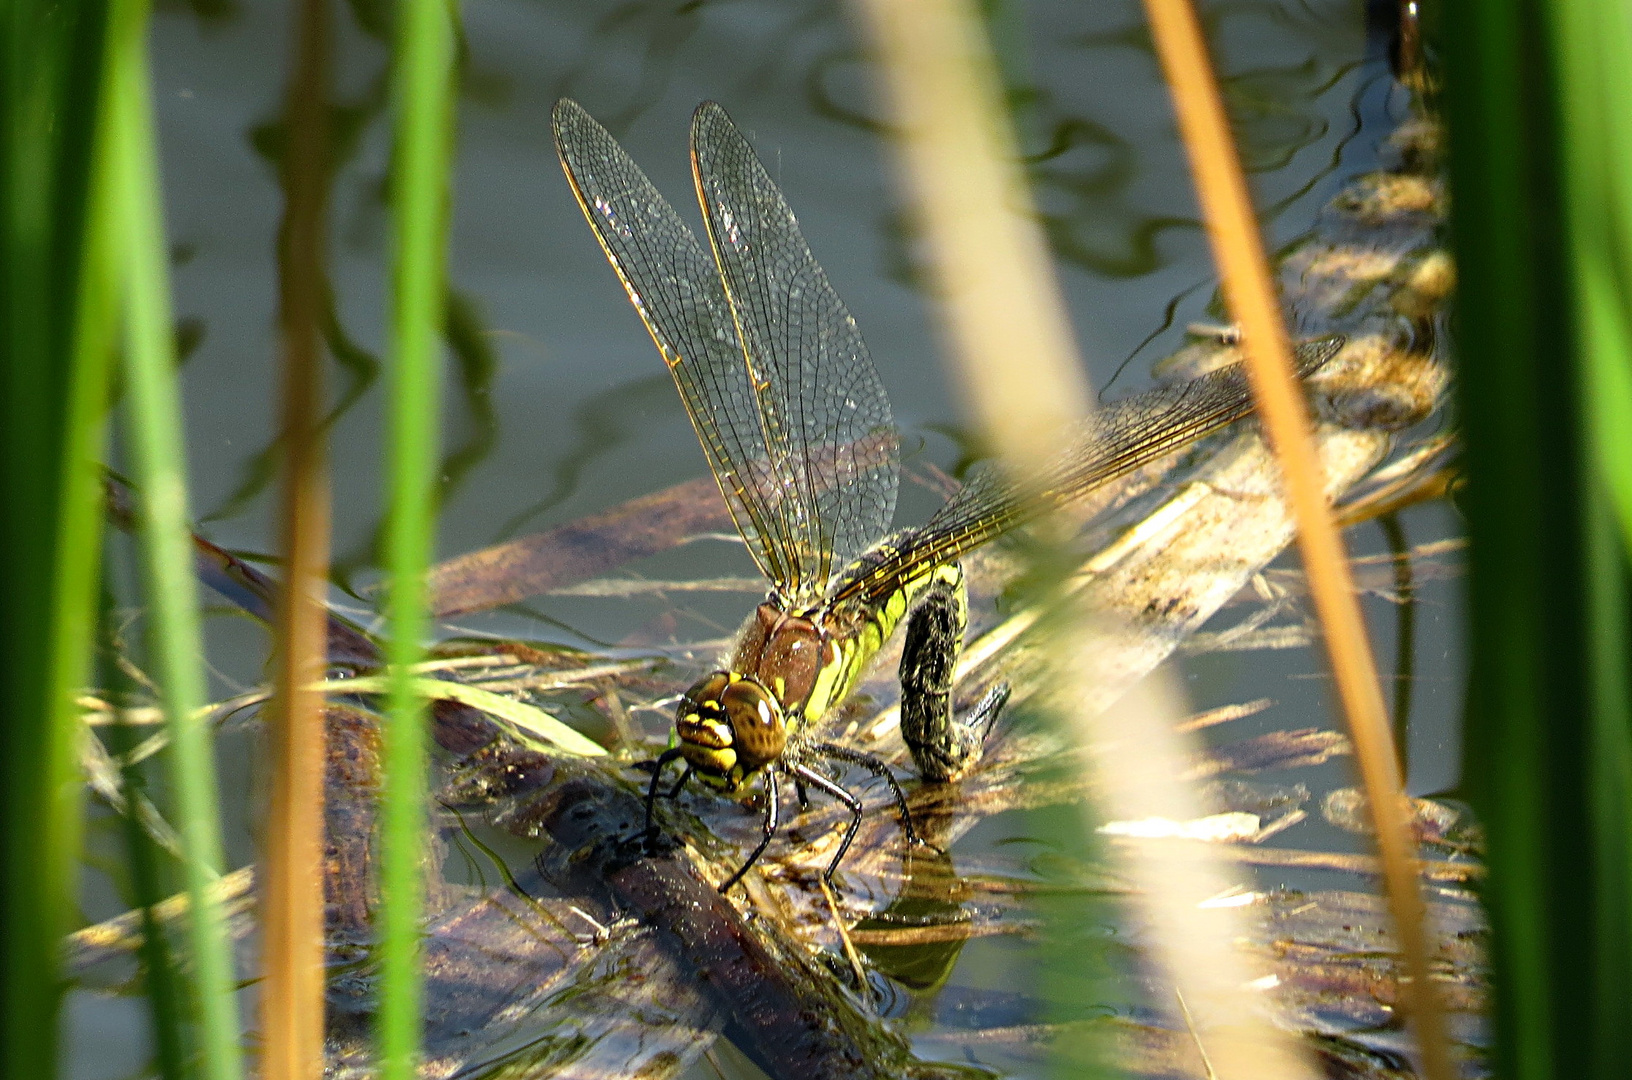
(378, 0, 459, 1074)
(1443, 0, 1632, 1075)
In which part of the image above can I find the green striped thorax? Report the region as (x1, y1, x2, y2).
(674, 551, 960, 791)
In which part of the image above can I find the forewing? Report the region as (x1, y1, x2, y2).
(830, 337, 1345, 605)
(552, 98, 801, 592)
(690, 101, 899, 602)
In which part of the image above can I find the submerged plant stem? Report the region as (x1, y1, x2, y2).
(1378, 512, 1416, 769)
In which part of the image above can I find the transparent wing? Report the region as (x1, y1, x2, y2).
(829, 337, 1345, 606)
(690, 101, 898, 602)
(553, 98, 811, 593)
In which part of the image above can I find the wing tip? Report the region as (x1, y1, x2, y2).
(551, 97, 584, 160)
(553, 98, 618, 172)
(1296, 332, 1347, 377)
(690, 100, 741, 160)
(551, 96, 586, 133)
(693, 99, 730, 125)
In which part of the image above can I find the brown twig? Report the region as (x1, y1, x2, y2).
(1175, 988, 1219, 1080)
(263, 0, 334, 1071)
(816, 875, 869, 990)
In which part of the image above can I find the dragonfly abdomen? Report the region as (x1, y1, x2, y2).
(797, 555, 964, 729)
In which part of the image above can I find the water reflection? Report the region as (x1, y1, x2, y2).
(65, 1, 1479, 1077)
(153, 0, 1386, 610)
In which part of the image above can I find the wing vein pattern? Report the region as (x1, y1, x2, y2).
(690, 102, 897, 600)
(552, 98, 899, 603)
(830, 337, 1345, 605)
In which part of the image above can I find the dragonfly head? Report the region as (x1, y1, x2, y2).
(676, 671, 788, 790)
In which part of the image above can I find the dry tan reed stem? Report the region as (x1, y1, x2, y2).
(1138, 1, 1451, 1077)
(262, 0, 333, 1072)
(851, 1, 1316, 1076)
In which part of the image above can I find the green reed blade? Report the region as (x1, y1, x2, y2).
(1583, 490, 1632, 1073)
(1443, 0, 1632, 1076)
(43, 3, 121, 1066)
(1, 0, 117, 1072)
(378, 0, 457, 1073)
(110, 1, 244, 1076)
(102, 583, 190, 1080)
(1551, 0, 1632, 557)
(1549, 0, 1632, 1070)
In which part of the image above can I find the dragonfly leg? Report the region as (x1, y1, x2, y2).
(719, 767, 780, 895)
(644, 746, 686, 841)
(899, 565, 1006, 781)
(965, 681, 1012, 742)
(810, 740, 926, 849)
(665, 766, 694, 800)
(789, 762, 865, 885)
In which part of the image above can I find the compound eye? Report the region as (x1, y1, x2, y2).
(680, 672, 733, 720)
(721, 680, 775, 730)
(721, 679, 785, 769)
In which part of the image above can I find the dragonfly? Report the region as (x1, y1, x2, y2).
(551, 98, 1342, 894)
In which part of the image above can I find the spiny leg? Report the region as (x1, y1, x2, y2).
(644, 746, 686, 840)
(810, 740, 925, 848)
(719, 767, 780, 895)
(665, 766, 694, 800)
(965, 681, 1012, 741)
(899, 563, 1008, 781)
(788, 762, 865, 885)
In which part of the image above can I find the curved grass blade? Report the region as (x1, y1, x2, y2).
(324, 675, 605, 757)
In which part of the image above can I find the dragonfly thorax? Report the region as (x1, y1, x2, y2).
(673, 600, 860, 791)
(730, 602, 835, 707)
(676, 671, 787, 791)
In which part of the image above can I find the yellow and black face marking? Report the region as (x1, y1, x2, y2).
(554, 97, 1344, 895)
(674, 672, 788, 792)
